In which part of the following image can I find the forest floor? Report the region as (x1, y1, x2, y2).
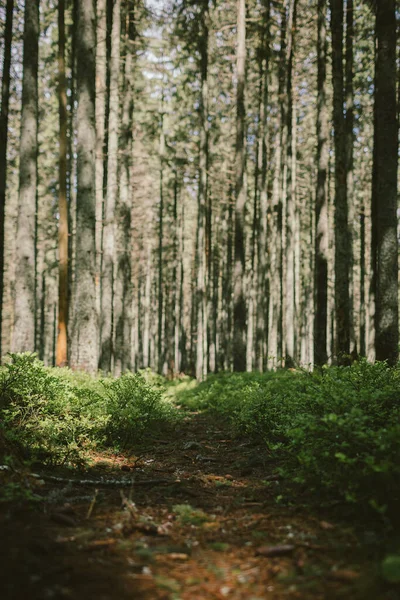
(0, 410, 396, 600)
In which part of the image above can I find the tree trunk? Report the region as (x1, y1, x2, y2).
(56, 0, 69, 367)
(196, 4, 209, 381)
(115, 0, 135, 375)
(371, 0, 398, 364)
(330, 0, 351, 361)
(314, 0, 329, 365)
(95, 0, 107, 324)
(70, 0, 98, 372)
(12, 0, 39, 353)
(233, 0, 246, 372)
(100, 0, 120, 373)
(0, 0, 14, 358)
(284, 0, 297, 366)
(256, 0, 270, 371)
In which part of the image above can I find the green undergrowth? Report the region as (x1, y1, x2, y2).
(172, 361, 400, 521)
(0, 353, 178, 471)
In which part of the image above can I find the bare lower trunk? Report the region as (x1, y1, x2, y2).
(12, 0, 39, 353)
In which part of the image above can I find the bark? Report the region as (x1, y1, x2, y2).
(284, 0, 297, 366)
(256, 0, 270, 371)
(158, 108, 165, 373)
(330, 0, 351, 360)
(70, 0, 98, 372)
(100, 0, 121, 373)
(115, 0, 135, 375)
(95, 0, 107, 321)
(0, 0, 14, 358)
(196, 3, 209, 381)
(56, 0, 69, 367)
(12, 0, 39, 353)
(314, 0, 329, 365)
(371, 0, 398, 364)
(345, 0, 356, 357)
(233, 0, 247, 372)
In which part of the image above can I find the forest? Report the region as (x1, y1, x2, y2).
(1, 0, 400, 599)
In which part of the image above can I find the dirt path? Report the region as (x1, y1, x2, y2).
(0, 412, 387, 599)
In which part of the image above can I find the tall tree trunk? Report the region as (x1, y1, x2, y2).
(284, 0, 297, 366)
(330, 0, 351, 361)
(314, 0, 329, 365)
(233, 0, 246, 372)
(372, 0, 398, 364)
(0, 0, 14, 358)
(70, 0, 98, 372)
(56, 0, 69, 367)
(158, 108, 165, 373)
(345, 0, 356, 357)
(100, 0, 120, 373)
(196, 3, 209, 381)
(256, 0, 270, 371)
(95, 0, 107, 324)
(115, 0, 135, 375)
(12, 0, 39, 353)
(268, 7, 286, 369)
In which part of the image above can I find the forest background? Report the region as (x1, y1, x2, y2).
(0, 0, 398, 377)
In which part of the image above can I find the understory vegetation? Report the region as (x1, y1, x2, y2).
(0, 353, 178, 468)
(1, 354, 400, 525)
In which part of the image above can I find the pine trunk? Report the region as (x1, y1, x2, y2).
(372, 0, 398, 364)
(70, 0, 98, 372)
(233, 0, 246, 372)
(12, 0, 39, 353)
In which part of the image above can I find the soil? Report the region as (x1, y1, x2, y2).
(0, 412, 398, 600)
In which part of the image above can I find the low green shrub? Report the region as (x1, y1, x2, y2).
(0, 353, 177, 466)
(102, 372, 178, 446)
(184, 362, 400, 516)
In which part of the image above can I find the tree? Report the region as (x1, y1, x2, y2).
(233, 0, 247, 371)
(12, 0, 39, 353)
(114, 0, 136, 375)
(0, 0, 14, 357)
(56, 0, 69, 367)
(330, 0, 351, 360)
(371, 0, 398, 364)
(100, 0, 121, 373)
(195, 0, 209, 381)
(70, 0, 98, 372)
(314, 0, 329, 365)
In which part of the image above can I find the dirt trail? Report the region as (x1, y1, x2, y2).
(0, 412, 387, 599)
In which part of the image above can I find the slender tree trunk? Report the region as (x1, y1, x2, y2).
(0, 0, 14, 358)
(371, 0, 398, 364)
(100, 0, 120, 373)
(158, 108, 165, 373)
(196, 4, 209, 381)
(314, 0, 329, 365)
(70, 0, 98, 372)
(115, 0, 135, 375)
(233, 0, 246, 371)
(268, 8, 286, 369)
(12, 0, 39, 353)
(56, 0, 69, 367)
(96, 0, 107, 323)
(345, 0, 356, 357)
(284, 0, 297, 366)
(330, 0, 351, 361)
(256, 0, 270, 371)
